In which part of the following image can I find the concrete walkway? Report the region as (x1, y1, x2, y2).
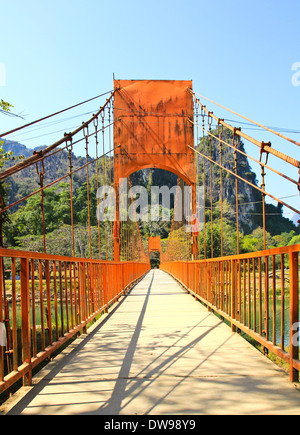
(2, 270, 300, 415)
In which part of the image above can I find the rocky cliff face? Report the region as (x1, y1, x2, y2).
(1, 132, 296, 237)
(0, 137, 109, 210)
(195, 128, 260, 233)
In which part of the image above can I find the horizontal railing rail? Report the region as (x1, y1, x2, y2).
(161, 244, 300, 383)
(0, 248, 150, 395)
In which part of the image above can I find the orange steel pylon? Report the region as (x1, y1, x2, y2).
(113, 80, 198, 260)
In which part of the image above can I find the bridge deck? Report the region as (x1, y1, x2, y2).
(3, 270, 300, 415)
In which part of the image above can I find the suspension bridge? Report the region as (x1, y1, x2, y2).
(0, 80, 299, 414)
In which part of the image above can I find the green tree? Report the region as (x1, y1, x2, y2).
(288, 234, 300, 246)
(240, 227, 274, 253)
(73, 176, 98, 226)
(0, 99, 13, 113)
(4, 183, 71, 244)
(272, 231, 296, 247)
(0, 101, 23, 167)
(0, 99, 24, 246)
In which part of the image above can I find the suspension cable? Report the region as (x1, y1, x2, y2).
(66, 137, 75, 257)
(94, 116, 101, 260)
(0, 91, 116, 181)
(201, 107, 207, 258)
(0, 145, 121, 215)
(187, 145, 300, 216)
(189, 93, 300, 169)
(0, 90, 114, 138)
(35, 159, 46, 253)
(188, 89, 300, 148)
(233, 128, 240, 254)
(189, 118, 298, 187)
(83, 124, 92, 259)
(218, 121, 224, 256)
(208, 113, 214, 258)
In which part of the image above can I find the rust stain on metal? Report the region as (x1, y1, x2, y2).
(113, 79, 196, 185)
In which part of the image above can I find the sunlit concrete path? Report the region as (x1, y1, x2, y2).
(2, 269, 300, 415)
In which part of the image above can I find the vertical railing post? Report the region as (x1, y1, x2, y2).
(113, 264, 117, 302)
(231, 260, 237, 332)
(186, 262, 189, 290)
(103, 263, 108, 313)
(20, 257, 32, 386)
(238, 259, 242, 323)
(90, 263, 95, 315)
(289, 251, 299, 383)
(265, 256, 269, 342)
(45, 259, 52, 346)
(207, 262, 211, 310)
(121, 263, 125, 295)
(79, 262, 87, 334)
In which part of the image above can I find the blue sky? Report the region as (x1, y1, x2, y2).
(0, 0, 299, 218)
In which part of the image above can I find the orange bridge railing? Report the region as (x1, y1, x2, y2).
(0, 248, 149, 395)
(161, 244, 300, 383)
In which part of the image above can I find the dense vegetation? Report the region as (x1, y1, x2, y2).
(0, 132, 299, 259)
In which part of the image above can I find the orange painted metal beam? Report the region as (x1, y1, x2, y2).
(113, 79, 196, 184)
(148, 236, 162, 254)
(113, 80, 197, 261)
